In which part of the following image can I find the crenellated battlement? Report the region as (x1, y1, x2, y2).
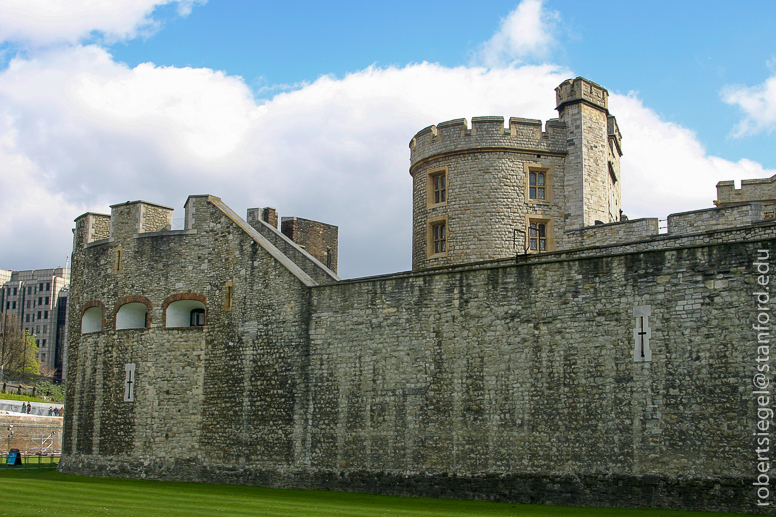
(555, 76, 608, 112)
(73, 212, 111, 248)
(74, 200, 190, 249)
(109, 200, 174, 240)
(716, 174, 776, 206)
(409, 115, 567, 173)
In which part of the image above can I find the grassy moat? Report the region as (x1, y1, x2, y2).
(0, 469, 749, 517)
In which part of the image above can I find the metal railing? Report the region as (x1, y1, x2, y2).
(1, 452, 60, 469)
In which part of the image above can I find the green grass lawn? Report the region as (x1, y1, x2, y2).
(0, 393, 64, 403)
(0, 469, 749, 517)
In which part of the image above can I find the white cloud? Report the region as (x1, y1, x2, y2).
(0, 0, 204, 46)
(721, 71, 776, 136)
(611, 92, 775, 219)
(474, 0, 559, 67)
(0, 46, 570, 276)
(0, 41, 773, 278)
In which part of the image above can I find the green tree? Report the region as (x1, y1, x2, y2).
(16, 331, 41, 376)
(0, 313, 40, 381)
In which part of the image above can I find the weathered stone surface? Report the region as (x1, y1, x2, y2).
(59, 192, 776, 513)
(59, 78, 776, 514)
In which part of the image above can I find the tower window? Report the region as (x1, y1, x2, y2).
(529, 221, 547, 251)
(426, 216, 449, 258)
(529, 171, 546, 200)
(433, 222, 446, 254)
(433, 173, 446, 204)
(426, 168, 449, 208)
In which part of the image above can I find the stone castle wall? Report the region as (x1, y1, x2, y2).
(564, 217, 659, 249)
(410, 78, 623, 272)
(281, 217, 339, 274)
(410, 117, 569, 270)
(1, 415, 62, 454)
(304, 236, 772, 512)
(62, 196, 316, 472)
(669, 202, 775, 234)
(717, 175, 776, 206)
(59, 193, 776, 513)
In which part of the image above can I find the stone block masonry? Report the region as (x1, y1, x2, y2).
(59, 191, 776, 513)
(1, 415, 62, 454)
(281, 217, 338, 274)
(410, 77, 622, 271)
(59, 76, 776, 514)
(717, 174, 776, 206)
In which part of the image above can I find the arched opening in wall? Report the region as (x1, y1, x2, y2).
(81, 307, 103, 334)
(165, 300, 206, 328)
(116, 303, 148, 330)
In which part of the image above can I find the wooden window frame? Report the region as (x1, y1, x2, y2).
(426, 167, 448, 208)
(524, 164, 553, 204)
(525, 216, 553, 253)
(426, 215, 448, 259)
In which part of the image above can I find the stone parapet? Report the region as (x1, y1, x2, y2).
(563, 218, 659, 249)
(668, 202, 774, 234)
(555, 76, 608, 112)
(409, 116, 567, 174)
(716, 174, 776, 206)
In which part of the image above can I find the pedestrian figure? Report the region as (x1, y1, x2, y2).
(48, 406, 53, 416)
(27, 403, 32, 414)
(21, 402, 26, 413)
(53, 407, 58, 416)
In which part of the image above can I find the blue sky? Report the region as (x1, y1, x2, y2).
(0, 0, 774, 278)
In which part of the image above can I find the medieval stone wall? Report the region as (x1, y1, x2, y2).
(717, 175, 776, 206)
(1, 415, 62, 454)
(410, 117, 569, 270)
(669, 202, 774, 234)
(564, 218, 659, 249)
(303, 237, 772, 513)
(59, 192, 776, 512)
(61, 196, 314, 472)
(281, 217, 339, 274)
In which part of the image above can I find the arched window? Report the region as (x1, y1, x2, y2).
(164, 297, 207, 328)
(81, 306, 104, 334)
(116, 302, 148, 330)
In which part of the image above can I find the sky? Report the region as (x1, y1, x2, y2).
(0, 0, 774, 279)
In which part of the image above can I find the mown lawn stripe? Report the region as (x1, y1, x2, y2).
(0, 470, 750, 517)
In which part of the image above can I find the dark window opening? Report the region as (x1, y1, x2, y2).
(190, 309, 206, 327)
(433, 223, 446, 254)
(433, 173, 447, 204)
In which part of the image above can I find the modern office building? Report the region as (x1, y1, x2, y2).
(0, 267, 70, 380)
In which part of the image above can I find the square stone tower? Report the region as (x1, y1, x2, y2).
(555, 77, 622, 229)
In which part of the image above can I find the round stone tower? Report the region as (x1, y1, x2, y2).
(409, 77, 622, 271)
